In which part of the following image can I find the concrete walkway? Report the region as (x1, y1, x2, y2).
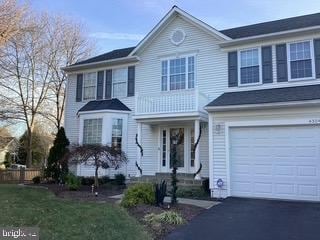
(108, 194, 219, 209)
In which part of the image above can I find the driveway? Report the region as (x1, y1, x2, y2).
(166, 197, 320, 240)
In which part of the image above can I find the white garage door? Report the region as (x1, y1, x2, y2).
(230, 125, 320, 201)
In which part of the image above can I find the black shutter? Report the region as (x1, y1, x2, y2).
(276, 44, 288, 82)
(76, 73, 83, 102)
(96, 71, 104, 100)
(314, 39, 320, 78)
(262, 46, 273, 84)
(105, 69, 112, 99)
(228, 51, 238, 87)
(127, 66, 135, 97)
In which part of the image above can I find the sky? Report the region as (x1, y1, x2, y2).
(29, 0, 320, 54)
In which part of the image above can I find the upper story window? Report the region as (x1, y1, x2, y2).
(161, 56, 195, 91)
(83, 72, 96, 100)
(111, 118, 123, 151)
(83, 118, 102, 145)
(239, 48, 260, 85)
(113, 68, 127, 98)
(288, 41, 314, 80)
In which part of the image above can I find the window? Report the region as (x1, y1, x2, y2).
(112, 118, 123, 151)
(83, 72, 96, 100)
(190, 129, 195, 167)
(83, 119, 102, 145)
(113, 68, 127, 98)
(289, 41, 313, 80)
(239, 48, 260, 85)
(161, 56, 195, 91)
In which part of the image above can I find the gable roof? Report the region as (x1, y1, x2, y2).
(78, 99, 131, 113)
(206, 85, 320, 110)
(220, 12, 320, 39)
(129, 6, 231, 56)
(72, 47, 135, 66)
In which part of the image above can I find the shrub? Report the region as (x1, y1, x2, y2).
(155, 180, 167, 206)
(32, 176, 41, 184)
(66, 173, 81, 191)
(99, 175, 110, 185)
(144, 211, 184, 225)
(176, 186, 209, 199)
(121, 183, 155, 208)
(113, 173, 126, 185)
(80, 176, 95, 186)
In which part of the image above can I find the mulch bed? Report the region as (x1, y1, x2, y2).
(26, 183, 125, 203)
(128, 203, 204, 240)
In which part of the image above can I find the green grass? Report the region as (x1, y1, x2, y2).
(0, 185, 151, 240)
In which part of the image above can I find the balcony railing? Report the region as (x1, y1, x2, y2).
(135, 88, 209, 115)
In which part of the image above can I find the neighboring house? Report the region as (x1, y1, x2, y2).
(0, 137, 18, 169)
(63, 6, 320, 202)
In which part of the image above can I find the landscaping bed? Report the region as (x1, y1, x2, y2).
(128, 203, 204, 240)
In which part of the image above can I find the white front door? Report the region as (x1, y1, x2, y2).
(160, 127, 194, 173)
(230, 125, 320, 201)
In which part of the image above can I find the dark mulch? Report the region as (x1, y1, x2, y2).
(27, 183, 125, 203)
(128, 203, 204, 240)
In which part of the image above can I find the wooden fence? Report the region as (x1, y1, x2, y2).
(0, 168, 41, 183)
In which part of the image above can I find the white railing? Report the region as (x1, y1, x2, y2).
(136, 88, 209, 115)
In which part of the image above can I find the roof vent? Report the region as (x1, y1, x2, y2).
(170, 29, 185, 46)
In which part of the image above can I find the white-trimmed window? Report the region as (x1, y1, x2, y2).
(113, 68, 127, 98)
(239, 48, 260, 85)
(161, 56, 195, 91)
(288, 40, 313, 80)
(83, 72, 96, 100)
(111, 118, 123, 151)
(83, 118, 102, 145)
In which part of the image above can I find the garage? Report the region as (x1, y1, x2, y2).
(230, 125, 320, 201)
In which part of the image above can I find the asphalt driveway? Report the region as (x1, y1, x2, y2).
(166, 197, 320, 240)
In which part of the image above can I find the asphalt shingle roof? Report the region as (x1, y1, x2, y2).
(78, 99, 131, 112)
(207, 85, 320, 108)
(220, 12, 320, 39)
(73, 47, 135, 66)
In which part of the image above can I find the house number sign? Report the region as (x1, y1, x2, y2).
(308, 119, 320, 124)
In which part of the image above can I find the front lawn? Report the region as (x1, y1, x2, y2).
(0, 185, 150, 240)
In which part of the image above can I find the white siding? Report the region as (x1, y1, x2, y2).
(210, 106, 320, 198)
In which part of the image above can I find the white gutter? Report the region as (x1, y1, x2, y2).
(220, 26, 320, 48)
(205, 99, 320, 112)
(62, 56, 140, 72)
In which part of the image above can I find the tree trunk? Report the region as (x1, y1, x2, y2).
(94, 165, 99, 188)
(26, 127, 33, 168)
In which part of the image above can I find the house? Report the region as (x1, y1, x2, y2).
(0, 137, 18, 169)
(63, 6, 320, 202)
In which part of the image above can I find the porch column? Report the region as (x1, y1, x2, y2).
(194, 119, 201, 180)
(136, 122, 142, 177)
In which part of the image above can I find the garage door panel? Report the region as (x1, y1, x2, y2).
(230, 125, 320, 201)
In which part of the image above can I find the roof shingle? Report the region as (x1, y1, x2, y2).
(207, 85, 320, 108)
(220, 12, 320, 39)
(78, 99, 131, 112)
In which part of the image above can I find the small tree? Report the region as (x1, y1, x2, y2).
(69, 144, 127, 188)
(45, 127, 70, 182)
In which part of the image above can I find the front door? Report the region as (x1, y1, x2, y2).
(160, 127, 194, 173)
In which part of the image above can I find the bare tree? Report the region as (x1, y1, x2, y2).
(0, 14, 55, 167)
(0, 0, 26, 45)
(43, 16, 94, 130)
(69, 144, 128, 188)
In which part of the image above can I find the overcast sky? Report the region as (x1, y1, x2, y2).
(30, 0, 320, 54)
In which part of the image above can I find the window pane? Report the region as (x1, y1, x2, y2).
(240, 49, 259, 68)
(290, 59, 312, 79)
(169, 58, 186, 90)
(83, 72, 96, 100)
(113, 68, 127, 98)
(112, 118, 123, 151)
(188, 56, 195, 89)
(240, 66, 260, 84)
(83, 119, 102, 145)
(161, 61, 168, 91)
